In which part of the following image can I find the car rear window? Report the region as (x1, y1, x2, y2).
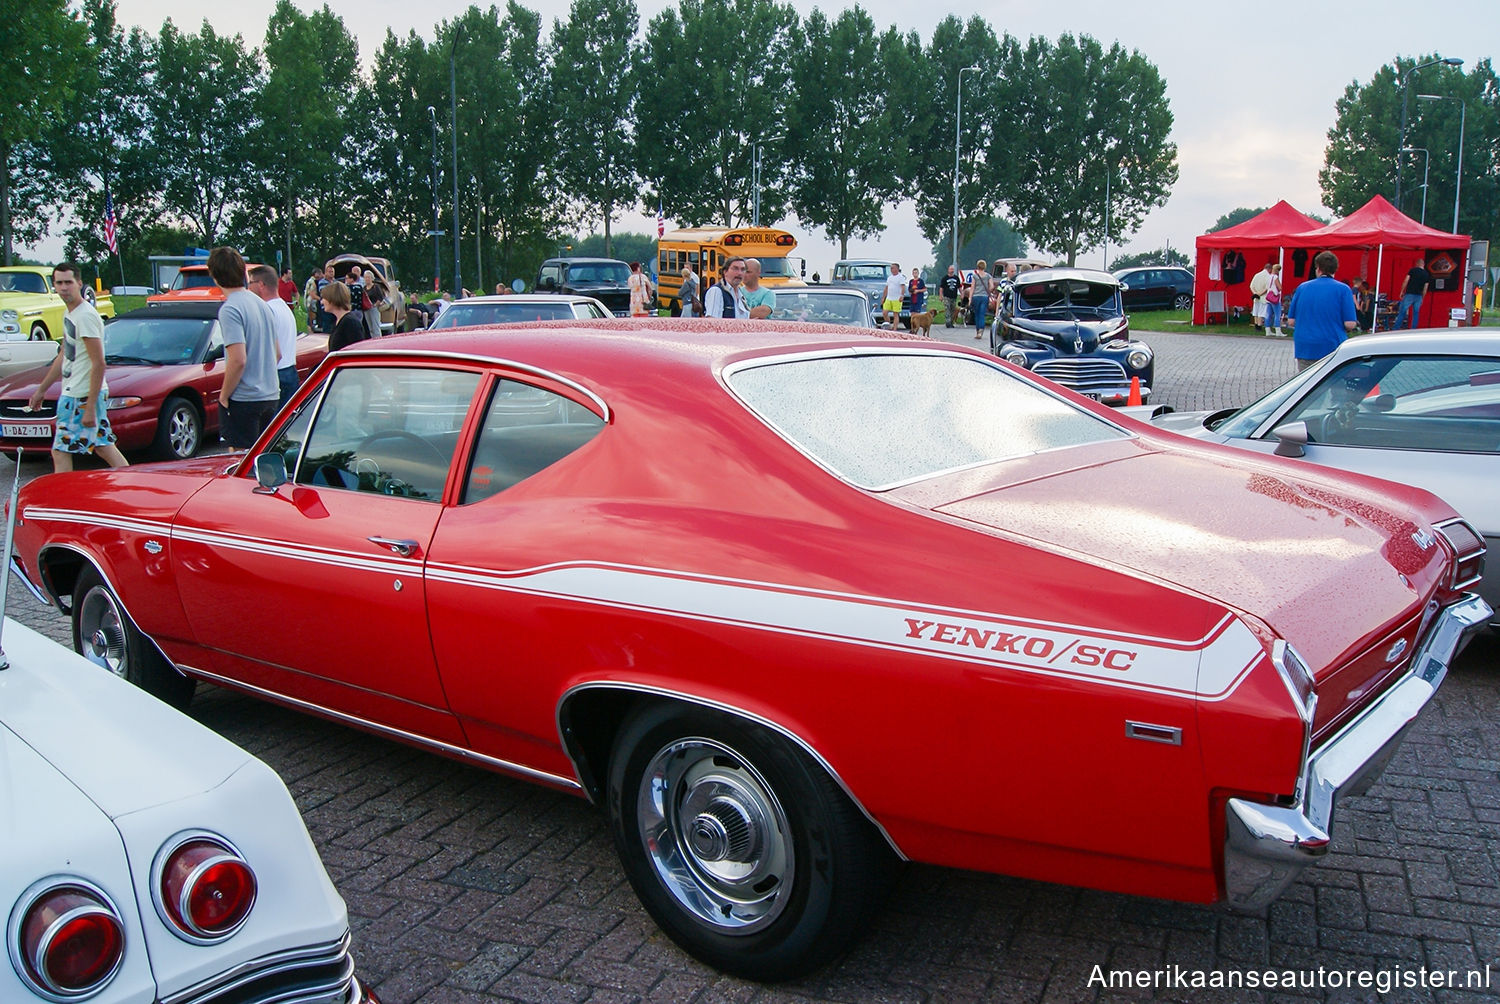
(433, 302, 577, 327)
(727, 351, 1125, 489)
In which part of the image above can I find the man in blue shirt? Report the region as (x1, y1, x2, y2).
(1285, 251, 1356, 371)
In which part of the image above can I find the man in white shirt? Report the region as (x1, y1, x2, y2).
(250, 264, 300, 408)
(1249, 262, 1273, 330)
(881, 263, 906, 328)
(28, 262, 129, 472)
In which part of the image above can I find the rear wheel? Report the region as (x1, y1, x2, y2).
(1173, 293, 1193, 311)
(72, 566, 194, 708)
(152, 396, 202, 460)
(606, 704, 896, 981)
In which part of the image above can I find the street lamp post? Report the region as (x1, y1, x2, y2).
(476, 196, 484, 294)
(1396, 56, 1462, 212)
(427, 106, 441, 293)
(1401, 147, 1430, 224)
(1417, 93, 1466, 233)
(952, 65, 980, 274)
(449, 24, 464, 298)
(751, 134, 785, 227)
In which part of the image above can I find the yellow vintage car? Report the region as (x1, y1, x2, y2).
(0, 265, 115, 343)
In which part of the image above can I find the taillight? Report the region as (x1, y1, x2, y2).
(1435, 518, 1485, 591)
(153, 833, 256, 943)
(10, 879, 125, 1000)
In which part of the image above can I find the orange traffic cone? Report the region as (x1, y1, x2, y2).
(1128, 376, 1142, 407)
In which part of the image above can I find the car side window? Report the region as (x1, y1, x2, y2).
(295, 366, 482, 499)
(462, 378, 604, 504)
(1279, 356, 1500, 453)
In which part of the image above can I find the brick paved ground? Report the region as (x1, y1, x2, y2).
(4, 326, 1496, 1003)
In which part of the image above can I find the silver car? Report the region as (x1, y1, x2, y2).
(427, 293, 612, 329)
(1152, 329, 1498, 624)
(766, 285, 875, 327)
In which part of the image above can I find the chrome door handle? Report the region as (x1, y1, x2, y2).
(367, 536, 418, 557)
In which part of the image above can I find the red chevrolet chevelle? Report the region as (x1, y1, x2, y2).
(10, 321, 1490, 980)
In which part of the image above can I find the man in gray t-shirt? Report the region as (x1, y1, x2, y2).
(208, 246, 281, 447)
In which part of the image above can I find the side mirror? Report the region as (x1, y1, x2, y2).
(1271, 421, 1309, 458)
(204, 345, 225, 364)
(253, 452, 288, 493)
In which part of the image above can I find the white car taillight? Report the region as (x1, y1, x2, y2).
(152, 833, 257, 943)
(9, 879, 124, 1000)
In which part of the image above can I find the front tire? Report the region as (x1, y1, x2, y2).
(72, 566, 194, 708)
(606, 704, 895, 981)
(152, 396, 202, 460)
(29, 322, 49, 341)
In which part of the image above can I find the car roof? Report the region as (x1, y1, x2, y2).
(1111, 265, 1186, 274)
(338, 320, 934, 387)
(835, 259, 892, 266)
(1015, 267, 1121, 286)
(448, 294, 599, 305)
(546, 257, 627, 265)
(1328, 329, 1500, 358)
(126, 301, 224, 320)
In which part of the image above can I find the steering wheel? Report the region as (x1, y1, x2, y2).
(356, 430, 447, 467)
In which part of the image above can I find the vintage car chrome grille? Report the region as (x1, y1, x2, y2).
(1435, 518, 1485, 591)
(0, 399, 57, 420)
(161, 932, 356, 1004)
(1031, 358, 1128, 393)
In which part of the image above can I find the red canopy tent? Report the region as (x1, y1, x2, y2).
(1293, 196, 1469, 329)
(1192, 196, 1470, 328)
(1192, 202, 1322, 324)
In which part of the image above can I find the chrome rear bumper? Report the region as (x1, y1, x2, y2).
(1223, 594, 1492, 910)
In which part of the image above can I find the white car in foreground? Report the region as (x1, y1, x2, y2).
(1, 619, 377, 1004)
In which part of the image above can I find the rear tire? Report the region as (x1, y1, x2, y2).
(72, 566, 194, 709)
(1173, 293, 1193, 311)
(606, 703, 896, 981)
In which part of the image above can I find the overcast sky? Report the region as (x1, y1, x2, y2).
(43, 0, 1495, 276)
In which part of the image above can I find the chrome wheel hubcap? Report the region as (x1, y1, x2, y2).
(637, 738, 792, 933)
(79, 589, 128, 678)
(168, 409, 198, 456)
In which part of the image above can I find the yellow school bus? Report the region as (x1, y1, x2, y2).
(656, 226, 804, 311)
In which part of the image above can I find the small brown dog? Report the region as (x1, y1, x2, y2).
(907, 310, 933, 335)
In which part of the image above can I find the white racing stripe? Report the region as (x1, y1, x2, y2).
(26, 507, 1265, 701)
(429, 561, 1264, 701)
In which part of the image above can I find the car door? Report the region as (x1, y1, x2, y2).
(171, 362, 483, 743)
(423, 373, 607, 775)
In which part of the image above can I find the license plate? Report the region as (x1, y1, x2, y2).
(2, 423, 52, 438)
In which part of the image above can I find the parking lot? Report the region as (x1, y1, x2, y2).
(4, 326, 1496, 1003)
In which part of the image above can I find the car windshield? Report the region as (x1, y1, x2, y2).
(768, 292, 868, 326)
(1214, 363, 1327, 437)
(754, 258, 799, 279)
(105, 314, 213, 364)
(171, 270, 216, 290)
(729, 351, 1125, 489)
(566, 263, 630, 284)
(842, 265, 888, 282)
(430, 302, 578, 328)
(0, 272, 47, 294)
(1014, 279, 1120, 319)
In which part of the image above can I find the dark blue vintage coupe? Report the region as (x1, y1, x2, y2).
(989, 267, 1153, 405)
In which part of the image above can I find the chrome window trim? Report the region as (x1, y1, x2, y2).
(328, 348, 611, 422)
(183, 665, 581, 792)
(719, 345, 1132, 491)
(555, 680, 908, 861)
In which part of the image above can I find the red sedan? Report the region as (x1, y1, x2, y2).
(10, 320, 1490, 979)
(0, 301, 327, 460)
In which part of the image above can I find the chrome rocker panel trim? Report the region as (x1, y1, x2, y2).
(1223, 593, 1491, 911)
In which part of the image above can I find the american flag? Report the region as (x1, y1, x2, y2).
(656, 203, 665, 239)
(103, 193, 118, 255)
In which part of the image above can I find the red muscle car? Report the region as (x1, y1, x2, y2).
(10, 320, 1490, 980)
